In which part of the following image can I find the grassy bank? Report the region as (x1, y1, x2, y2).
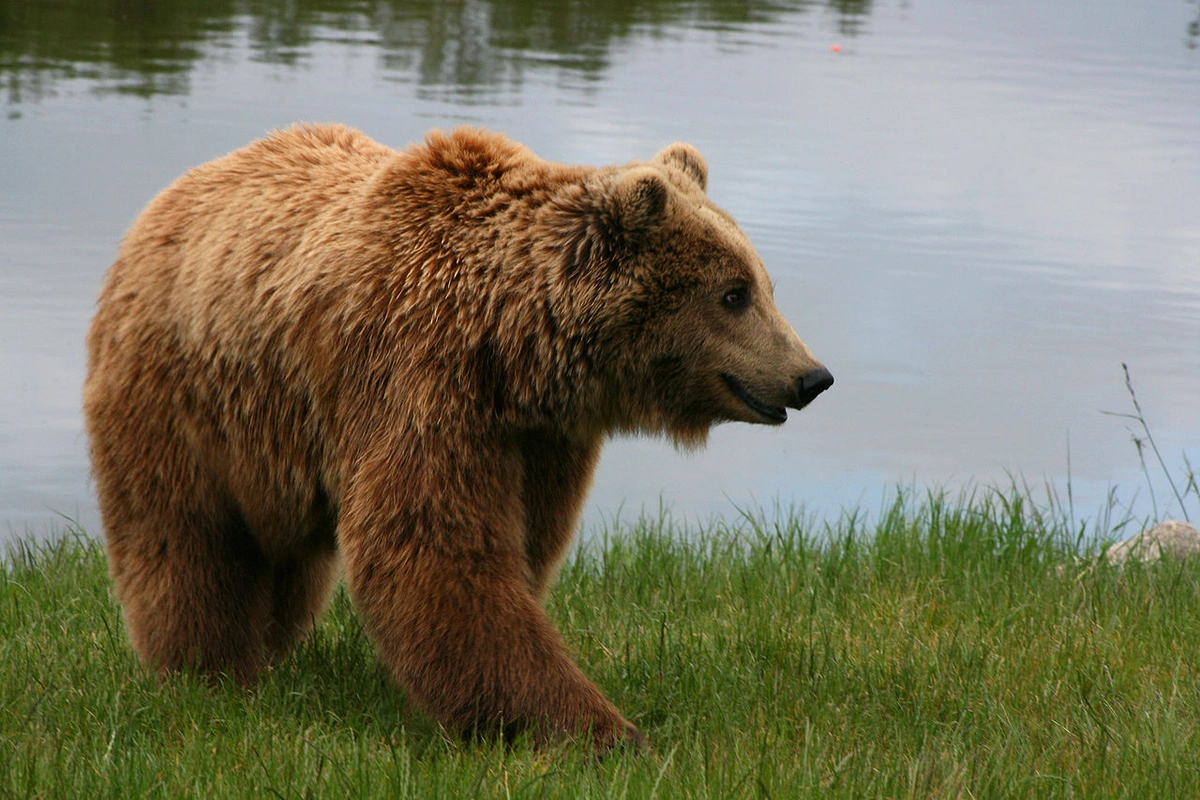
(3, 489, 1199, 798)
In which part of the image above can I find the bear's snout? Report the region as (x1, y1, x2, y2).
(792, 366, 834, 409)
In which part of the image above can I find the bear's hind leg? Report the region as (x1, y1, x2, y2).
(109, 506, 276, 686)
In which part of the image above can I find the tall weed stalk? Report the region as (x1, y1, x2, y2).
(1102, 363, 1197, 523)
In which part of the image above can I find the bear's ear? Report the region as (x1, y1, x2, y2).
(654, 142, 708, 192)
(608, 166, 670, 240)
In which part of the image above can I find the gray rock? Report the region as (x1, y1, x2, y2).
(1105, 520, 1200, 565)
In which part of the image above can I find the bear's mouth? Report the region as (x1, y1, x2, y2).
(720, 373, 788, 424)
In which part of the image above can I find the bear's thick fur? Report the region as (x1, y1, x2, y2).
(84, 124, 832, 750)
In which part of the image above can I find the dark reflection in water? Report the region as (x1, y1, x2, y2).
(0, 0, 879, 104)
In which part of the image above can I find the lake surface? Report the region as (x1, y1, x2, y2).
(2, 0, 1199, 541)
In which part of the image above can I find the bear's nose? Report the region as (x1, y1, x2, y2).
(794, 366, 834, 408)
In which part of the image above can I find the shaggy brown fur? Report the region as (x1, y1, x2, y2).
(83, 124, 832, 751)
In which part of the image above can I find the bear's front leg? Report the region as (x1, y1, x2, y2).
(517, 430, 604, 600)
(338, 439, 642, 751)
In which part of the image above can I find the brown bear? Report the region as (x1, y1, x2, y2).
(83, 124, 832, 751)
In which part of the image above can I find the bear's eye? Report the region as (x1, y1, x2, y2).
(721, 287, 749, 312)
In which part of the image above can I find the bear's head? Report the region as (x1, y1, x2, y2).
(573, 143, 833, 446)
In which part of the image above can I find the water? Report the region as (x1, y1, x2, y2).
(2, 0, 1199, 541)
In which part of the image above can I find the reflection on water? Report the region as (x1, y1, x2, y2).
(1, 0, 877, 104)
(2, 0, 1199, 540)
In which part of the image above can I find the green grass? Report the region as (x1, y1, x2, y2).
(3, 488, 1199, 798)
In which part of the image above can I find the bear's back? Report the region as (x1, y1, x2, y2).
(113, 124, 391, 292)
(89, 126, 395, 363)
